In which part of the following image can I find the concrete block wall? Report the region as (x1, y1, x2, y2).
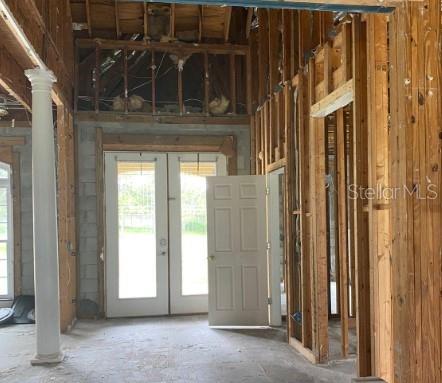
(76, 121, 250, 308)
(0, 127, 33, 295)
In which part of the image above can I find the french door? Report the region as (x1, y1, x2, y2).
(105, 152, 226, 318)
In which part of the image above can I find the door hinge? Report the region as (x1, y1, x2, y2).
(266, 241, 271, 250)
(266, 187, 270, 195)
(267, 297, 272, 305)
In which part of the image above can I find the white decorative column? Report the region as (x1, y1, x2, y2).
(25, 68, 63, 365)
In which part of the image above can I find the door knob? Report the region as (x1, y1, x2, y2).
(159, 251, 167, 257)
(208, 255, 215, 261)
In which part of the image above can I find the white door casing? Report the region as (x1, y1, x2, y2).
(105, 152, 169, 318)
(207, 175, 269, 326)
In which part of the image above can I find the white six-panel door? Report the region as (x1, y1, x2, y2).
(207, 176, 268, 326)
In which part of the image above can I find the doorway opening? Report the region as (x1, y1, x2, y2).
(104, 152, 226, 318)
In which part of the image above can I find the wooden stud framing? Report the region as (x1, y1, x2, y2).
(204, 52, 210, 115)
(367, 14, 392, 381)
(178, 66, 184, 115)
(170, 4, 176, 37)
(143, 2, 149, 39)
(94, 44, 100, 113)
(351, 15, 371, 376)
(246, 8, 253, 39)
(229, 54, 236, 114)
(224, 7, 232, 42)
(336, 107, 349, 357)
(114, 0, 121, 39)
(123, 47, 128, 114)
(309, 57, 329, 363)
(198, 5, 203, 42)
(151, 50, 156, 114)
(85, 0, 92, 37)
(257, 9, 269, 104)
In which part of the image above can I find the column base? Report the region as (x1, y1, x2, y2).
(31, 351, 64, 365)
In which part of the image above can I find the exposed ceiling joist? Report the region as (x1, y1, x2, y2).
(224, 6, 232, 42)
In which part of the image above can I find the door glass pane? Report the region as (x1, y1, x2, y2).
(180, 162, 217, 296)
(118, 161, 156, 299)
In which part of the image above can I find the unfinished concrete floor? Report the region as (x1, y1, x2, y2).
(0, 315, 355, 383)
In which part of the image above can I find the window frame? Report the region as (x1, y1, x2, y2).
(0, 162, 14, 300)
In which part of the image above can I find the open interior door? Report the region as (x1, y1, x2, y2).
(207, 175, 268, 326)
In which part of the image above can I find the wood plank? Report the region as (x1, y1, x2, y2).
(246, 50, 252, 115)
(366, 14, 392, 381)
(257, 9, 269, 104)
(229, 54, 236, 114)
(0, 46, 31, 110)
(308, 58, 328, 363)
(0, 137, 26, 146)
(143, 2, 149, 38)
(76, 111, 250, 126)
(336, 108, 349, 357)
(245, 7, 253, 39)
(224, 7, 232, 42)
(85, 0, 92, 37)
(178, 66, 183, 115)
(198, 5, 203, 42)
(310, 79, 354, 118)
(352, 15, 371, 376)
(298, 71, 312, 350)
(77, 39, 249, 55)
(204, 51, 209, 115)
(170, 4, 176, 37)
(114, 0, 121, 38)
(102, 134, 235, 154)
(151, 50, 156, 114)
(94, 45, 100, 113)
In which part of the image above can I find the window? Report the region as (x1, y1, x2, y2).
(0, 163, 13, 299)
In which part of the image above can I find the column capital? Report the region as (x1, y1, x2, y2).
(25, 68, 57, 91)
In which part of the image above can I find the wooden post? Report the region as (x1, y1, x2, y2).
(151, 50, 156, 114)
(123, 48, 128, 114)
(204, 52, 210, 116)
(229, 54, 236, 114)
(246, 50, 252, 115)
(336, 107, 349, 357)
(178, 66, 183, 115)
(352, 15, 371, 377)
(366, 14, 392, 381)
(299, 71, 312, 350)
(309, 58, 329, 363)
(94, 44, 100, 113)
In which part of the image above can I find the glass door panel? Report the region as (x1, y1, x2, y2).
(180, 162, 217, 296)
(105, 153, 168, 318)
(169, 153, 227, 314)
(117, 162, 156, 299)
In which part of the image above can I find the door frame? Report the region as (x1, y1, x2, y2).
(97, 133, 237, 317)
(104, 152, 169, 318)
(267, 167, 286, 327)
